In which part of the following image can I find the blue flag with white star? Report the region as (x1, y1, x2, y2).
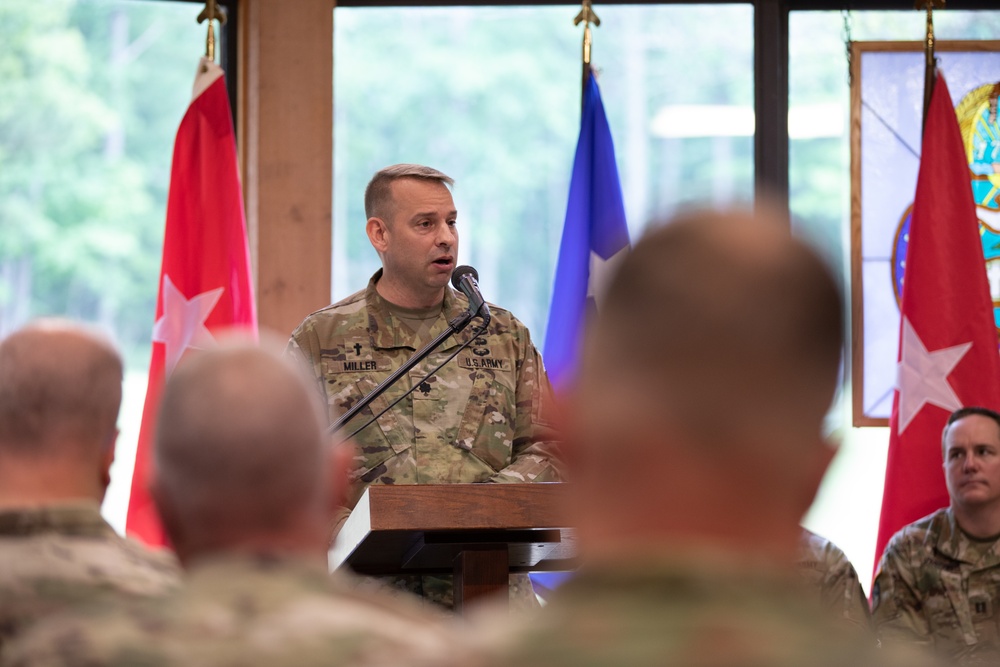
(543, 66, 630, 391)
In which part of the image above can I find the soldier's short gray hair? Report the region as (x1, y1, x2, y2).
(591, 204, 843, 456)
(154, 343, 329, 537)
(0, 319, 122, 454)
(364, 164, 454, 221)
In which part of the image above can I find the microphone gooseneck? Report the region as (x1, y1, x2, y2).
(329, 266, 491, 437)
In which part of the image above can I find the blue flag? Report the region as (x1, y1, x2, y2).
(543, 66, 630, 391)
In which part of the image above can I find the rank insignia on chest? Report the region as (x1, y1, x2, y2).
(970, 594, 993, 620)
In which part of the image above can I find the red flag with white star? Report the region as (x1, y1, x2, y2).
(873, 73, 1000, 574)
(126, 58, 257, 547)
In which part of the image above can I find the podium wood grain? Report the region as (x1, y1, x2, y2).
(329, 483, 575, 611)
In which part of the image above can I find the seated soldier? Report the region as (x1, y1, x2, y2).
(0, 320, 179, 653)
(3, 342, 457, 667)
(873, 406, 1000, 665)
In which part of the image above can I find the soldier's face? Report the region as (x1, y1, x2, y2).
(375, 178, 458, 300)
(944, 414, 1000, 510)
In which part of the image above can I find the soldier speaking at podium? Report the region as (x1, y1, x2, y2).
(288, 164, 563, 610)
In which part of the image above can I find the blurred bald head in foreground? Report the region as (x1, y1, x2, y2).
(571, 205, 842, 562)
(152, 342, 341, 564)
(461, 208, 937, 667)
(0, 319, 123, 506)
(0, 320, 178, 651)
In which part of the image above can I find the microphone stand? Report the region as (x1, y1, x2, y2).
(329, 306, 486, 436)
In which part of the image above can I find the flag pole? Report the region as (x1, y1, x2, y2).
(574, 0, 601, 107)
(198, 0, 228, 65)
(917, 0, 944, 132)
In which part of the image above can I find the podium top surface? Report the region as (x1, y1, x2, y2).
(329, 483, 575, 575)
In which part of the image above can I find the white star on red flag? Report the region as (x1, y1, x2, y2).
(152, 274, 224, 374)
(895, 315, 972, 435)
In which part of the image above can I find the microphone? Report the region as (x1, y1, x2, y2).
(451, 265, 490, 320)
(331, 266, 492, 436)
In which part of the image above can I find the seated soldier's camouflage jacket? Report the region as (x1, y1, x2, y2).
(0, 502, 179, 652)
(458, 550, 936, 667)
(872, 507, 1000, 665)
(798, 528, 872, 634)
(2, 554, 457, 667)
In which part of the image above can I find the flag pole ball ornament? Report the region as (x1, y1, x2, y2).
(891, 82, 1000, 330)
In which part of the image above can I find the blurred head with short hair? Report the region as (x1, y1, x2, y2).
(151, 343, 349, 565)
(0, 319, 123, 506)
(569, 204, 843, 562)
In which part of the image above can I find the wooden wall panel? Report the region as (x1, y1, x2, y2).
(242, 0, 334, 338)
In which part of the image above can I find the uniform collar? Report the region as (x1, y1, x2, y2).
(365, 270, 473, 351)
(935, 507, 1000, 568)
(184, 552, 332, 590)
(0, 501, 113, 538)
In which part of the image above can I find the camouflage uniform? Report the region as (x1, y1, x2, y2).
(872, 507, 1000, 665)
(2, 554, 457, 667)
(289, 272, 563, 609)
(0, 502, 179, 652)
(798, 528, 872, 633)
(465, 552, 927, 667)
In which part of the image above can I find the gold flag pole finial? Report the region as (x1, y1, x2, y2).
(198, 0, 228, 64)
(574, 0, 601, 67)
(574, 1, 601, 104)
(916, 0, 945, 130)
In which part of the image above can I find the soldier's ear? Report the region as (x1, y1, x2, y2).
(796, 437, 838, 518)
(366, 217, 390, 254)
(98, 429, 118, 498)
(327, 439, 356, 511)
(148, 472, 185, 563)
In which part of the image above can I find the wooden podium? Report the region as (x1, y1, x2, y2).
(328, 483, 575, 612)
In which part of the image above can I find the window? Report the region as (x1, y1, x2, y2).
(790, 8, 1000, 587)
(0, 0, 207, 532)
(333, 4, 754, 340)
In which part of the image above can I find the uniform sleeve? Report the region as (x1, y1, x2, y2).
(287, 327, 355, 542)
(823, 553, 873, 634)
(871, 536, 933, 650)
(286, 328, 330, 404)
(488, 326, 564, 484)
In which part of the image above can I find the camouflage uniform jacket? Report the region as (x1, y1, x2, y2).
(288, 273, 562, 608)
(872, 507, 1000, 665)
(2, 554, 458, 667)
(798, 528, 872, 634)
(0, 502, 179, 652)
(289, 272, 562, 503)
(462, 551, 925, 667)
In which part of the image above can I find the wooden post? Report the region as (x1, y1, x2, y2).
(453, 547, 510, 612)
(241, 0, 334, 338)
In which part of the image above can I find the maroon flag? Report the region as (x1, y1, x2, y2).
(873, 73, 1000, 573)
(126, 58, 257, 546)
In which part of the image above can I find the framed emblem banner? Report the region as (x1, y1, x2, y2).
(851, 40, 1000, 427)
